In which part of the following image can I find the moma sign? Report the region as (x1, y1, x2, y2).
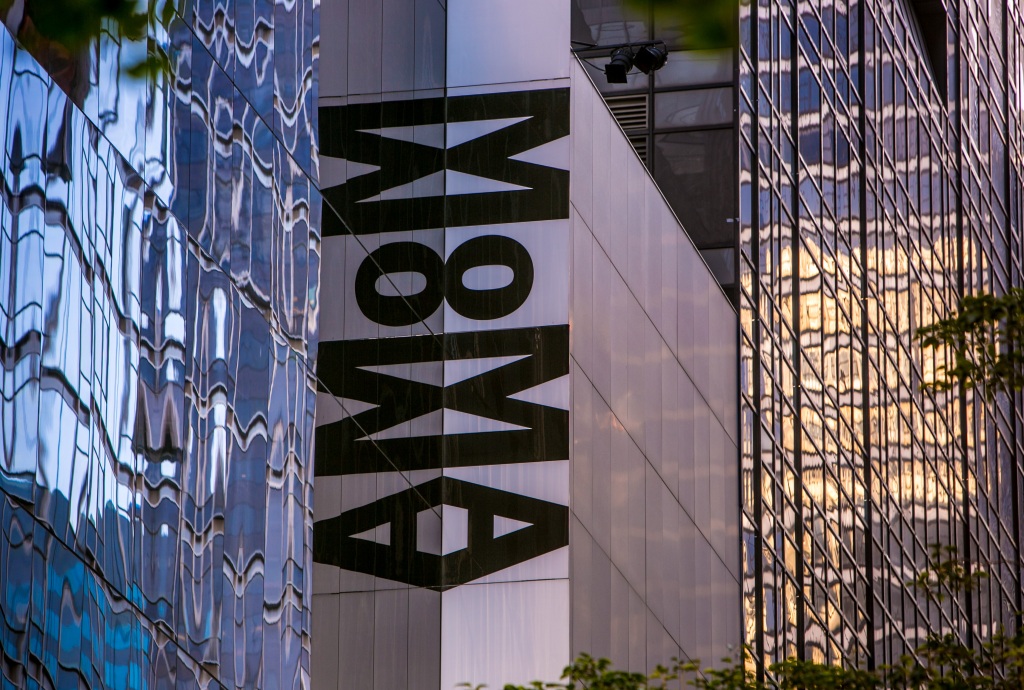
(314, 87, 571, 590)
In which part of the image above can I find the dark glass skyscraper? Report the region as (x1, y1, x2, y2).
(735, 0, 1024, 670)
(0, 1, 320, 687)
(574, 0, 1024, 674)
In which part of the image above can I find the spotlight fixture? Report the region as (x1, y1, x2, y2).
(632, 42, 668, 74)
(605, 47, 635, 84)
(599, 41, 669, 84)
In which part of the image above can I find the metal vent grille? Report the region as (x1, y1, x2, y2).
(606, 94, 649, 131)
(628, 134, 648, 162)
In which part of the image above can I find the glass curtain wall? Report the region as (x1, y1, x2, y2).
(0, 1, 320, 687)
(738, 0, 1024, 672)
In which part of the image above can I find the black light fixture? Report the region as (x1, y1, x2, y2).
(604, 47, 635, 84)
(599, 41, 668, 84)
(632, 42, 668, 74)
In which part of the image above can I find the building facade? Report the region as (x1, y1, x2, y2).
(738, 0, 1024, 670)
(572, 0, 1024, 675)
(8, 0, 1024, 685)
(311, 1, 741, 688)
(1, 1, 744, 688)
(0, 1, 320, 687)
(571, 1, 739, 302)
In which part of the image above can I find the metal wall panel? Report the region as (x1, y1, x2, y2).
(567, 58, 742, 669)
(312, 5, 740, 688)
(314, 1, 572, 688)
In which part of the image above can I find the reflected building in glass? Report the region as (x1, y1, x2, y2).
(0, 1, 320, 687)
(575, 0, 1024, 676)
(737, 0, 1024, 671)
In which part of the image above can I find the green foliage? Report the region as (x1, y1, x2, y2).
(500, 653, 652, 689)
(979, 630, 1024, 690)
(771, 658, 880, 690)
(19, 0, 145, 50)
(907, 545, 988, 605)
(488, 651, 760, 690)
(489, 548, 1024, 690)
(685, 652, 760, 690)
(916, 288, 1024, 400)
(489, 649, 880, 690)
(486, 298, 1024, 690)
(623, 0, 738, 50)
(885, 627, 1024, 690)
(2, 0, 172, 77)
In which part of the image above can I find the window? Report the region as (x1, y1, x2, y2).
(653, 130, 736, 247)
(654, 87, 732, 128)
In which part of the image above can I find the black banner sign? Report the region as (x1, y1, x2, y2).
(315, 325, 569, 477)
(319, 88, 570, 235)
(313, 476, 569, 589)
(315, 86, 571, 589)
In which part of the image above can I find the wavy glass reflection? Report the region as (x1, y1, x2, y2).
(0, 0, 320, 685)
